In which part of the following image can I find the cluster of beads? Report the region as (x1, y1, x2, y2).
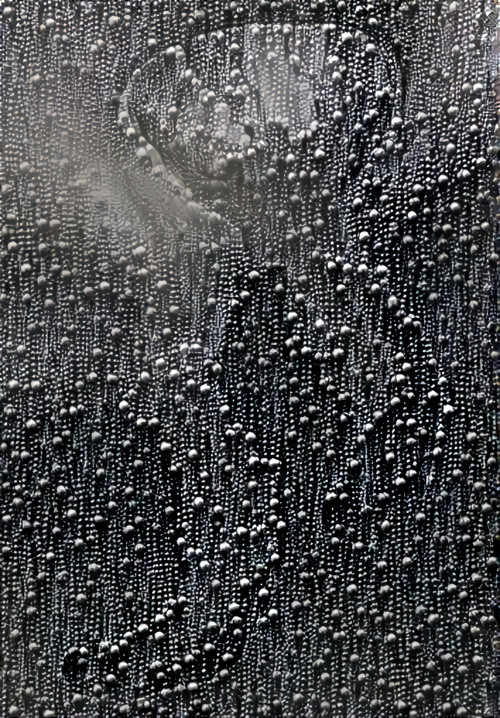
(0, 0, 498, 716)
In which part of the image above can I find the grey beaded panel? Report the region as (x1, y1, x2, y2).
(0, 1, 498, 717)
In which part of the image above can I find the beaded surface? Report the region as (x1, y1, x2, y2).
(0, 1, 498, 716)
